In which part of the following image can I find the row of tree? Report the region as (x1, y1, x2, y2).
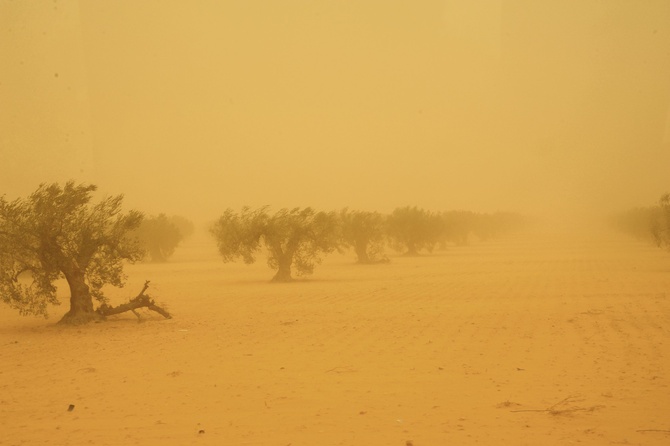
(210, 206, 527, 282)
(610, 193, 670, 249)
(0, 181, 525, 324)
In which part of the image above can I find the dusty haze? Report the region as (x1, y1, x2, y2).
(3, 3, 670, 445)
(2, 1, 669, 224)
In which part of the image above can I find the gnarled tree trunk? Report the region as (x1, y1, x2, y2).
(59, 277, 171, 324)
(59, 268, 101, 325)
(272, 256, 293, 282)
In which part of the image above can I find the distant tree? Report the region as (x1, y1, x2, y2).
(611, 205, 660, 243)
(169, 215, 195, 239)
(134, 214, 184, 262)
(210, 207, 339, 281)
(0, 182, 170, 324)
(652, 193, 670, 250)
(441, 211, 474, 246)
(339, 209, 388, 264)
(386, 206, 443, 255)
(439, 210, 528, 248)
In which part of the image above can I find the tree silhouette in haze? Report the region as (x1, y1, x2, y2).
(169, 214, 195, 239)
(386, 206, 443, 255)
(134, 214, 184, 262)
(339, 208, 388, 264)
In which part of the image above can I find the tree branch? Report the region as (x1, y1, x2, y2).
(97, 281, 171, 319)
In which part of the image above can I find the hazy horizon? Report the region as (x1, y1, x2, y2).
(2, 1, 669, 226)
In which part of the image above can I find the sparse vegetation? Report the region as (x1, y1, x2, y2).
(210, 207, 339, 281)
(0, 182, 171, 324)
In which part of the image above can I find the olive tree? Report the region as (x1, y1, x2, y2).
(0, 182, 170, 324)
(386, 206, 443, 255)
(441, 210, 474, 246)
(339, 209, 388, 264)
(169, 215, 195, 239)
(134, 214, 184, 262)
(210, 207, 339, 281)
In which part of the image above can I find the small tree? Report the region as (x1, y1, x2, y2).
(210, 207, 339, 282)
(0, 182, 170, 324)
(386, 206, 443, 255)
(339, 209, 388, 263)
(134, 214, 184, 262)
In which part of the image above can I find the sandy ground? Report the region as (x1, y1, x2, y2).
(1, 227, 670, 446)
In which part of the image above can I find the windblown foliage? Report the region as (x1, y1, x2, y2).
(339, 209, 388, 263)
(134, 214, 184, 262)
(210, 207, 339, 281)
(0, 182, 143, 321)
(386, 206, 443, 255)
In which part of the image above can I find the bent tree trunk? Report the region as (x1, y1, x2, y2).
(60, 269, 101, 325)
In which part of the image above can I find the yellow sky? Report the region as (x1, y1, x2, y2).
(1, 0, 669, 224)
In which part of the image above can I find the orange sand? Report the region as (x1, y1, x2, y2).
(1, 229, 669, 445)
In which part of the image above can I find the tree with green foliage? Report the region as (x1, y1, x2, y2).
(0, 182, 170, 324)
(134, 214, 184, 262)
(386, 206, 443, 255)
(339, 209, 388, 264)
(210, 207, 339, 282)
